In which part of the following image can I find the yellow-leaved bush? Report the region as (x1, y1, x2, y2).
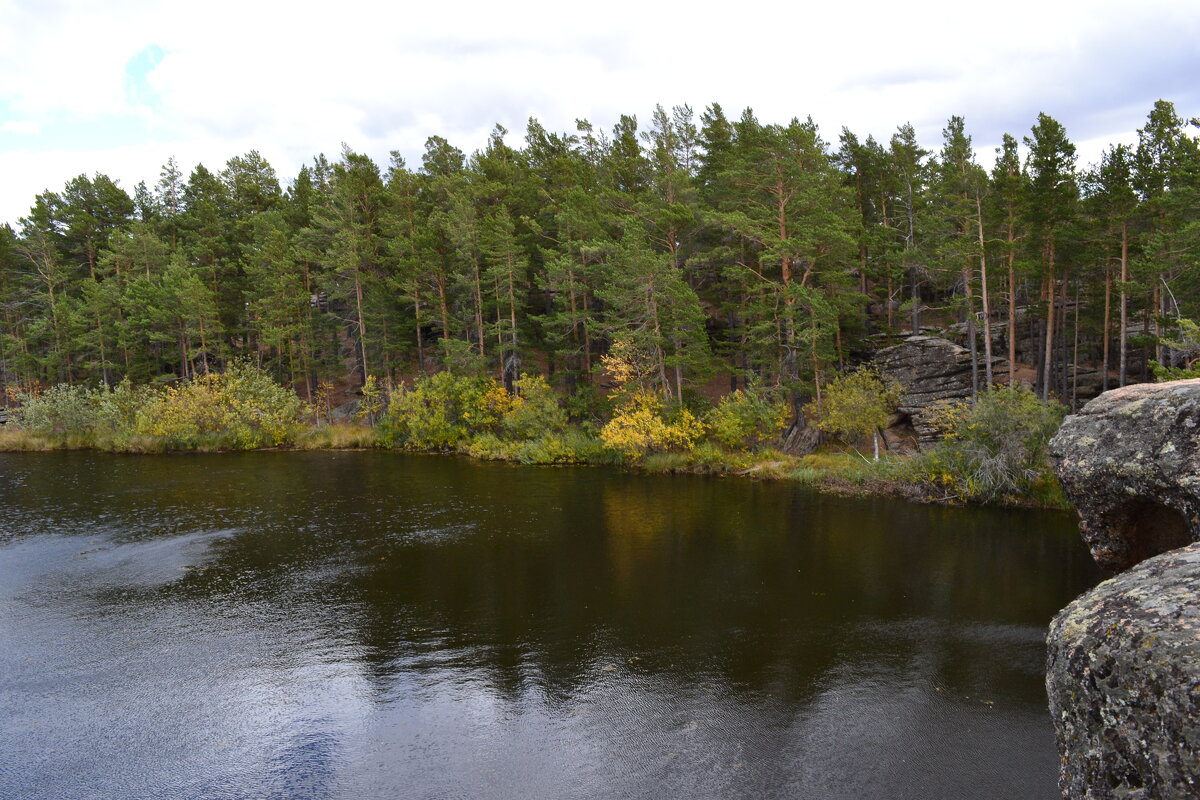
(134, 362, 305, 450)
(599, 391, 705, 460)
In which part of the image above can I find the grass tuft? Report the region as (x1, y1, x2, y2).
(296, 424, 379, 450)
(0, 428, 52, 451)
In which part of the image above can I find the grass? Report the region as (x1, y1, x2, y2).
(0, 428, 52, 451)
(295, 423, 380, 449)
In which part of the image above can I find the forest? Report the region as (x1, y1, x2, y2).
(1, 99, 1198, 425)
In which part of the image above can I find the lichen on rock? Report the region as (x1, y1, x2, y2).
(1050, 379, 1200, 572)
(1046, 543, 1200, 799)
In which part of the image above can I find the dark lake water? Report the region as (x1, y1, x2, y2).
(0, 451, 1100, 799)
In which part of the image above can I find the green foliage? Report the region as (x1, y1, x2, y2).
(379, 370, 593, 462)
(805, 366, 902, 455)
(134, 362, 305, 450)
(1151, 362, 1200, 381)
(378, 372, 509, 450)
(93, 378, 162, 448)
(11, 364, 303, 451)
(464, 429, 609, 465)
(501, 373, 568, 440)
(705, 386, 789, 450)
(356, 375, 385, 424)
(1151, 318, 1200, 380)
(913, 386, 1065, 502)
(15, 384, 102, 441)
(563, 385, 611, 425)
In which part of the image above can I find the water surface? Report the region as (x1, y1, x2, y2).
(0, 451, 1099, 799)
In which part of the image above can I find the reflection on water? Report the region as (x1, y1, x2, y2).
(0, 451, 1099, 799)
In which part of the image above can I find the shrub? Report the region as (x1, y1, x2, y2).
(355, 375, 386, 425)
(1152, 318, 1200, 380)
(15, 384, 101, 440)
(379, 372, 505, 450)
(465, 428, 607, 465)
(93, 379, 160, 448)
(705, 386, 790, 450)
(805, 365, 902, 460)
(501, 373, 568, 440)
(135, 362, 305, 450)
(599, 391, 706, 461)
(913, 385, 1065, 502)
(563, 385, 610, 424)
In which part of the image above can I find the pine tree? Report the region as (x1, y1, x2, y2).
(1024, 113, 1078, 400)
(989, 134, 1027, 385)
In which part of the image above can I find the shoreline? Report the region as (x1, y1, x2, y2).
(0, 425, 1071, 513)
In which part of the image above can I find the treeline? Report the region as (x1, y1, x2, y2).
(2, 100, 1198, 408)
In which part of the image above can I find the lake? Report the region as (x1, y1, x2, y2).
(0, 451, 1099, 799)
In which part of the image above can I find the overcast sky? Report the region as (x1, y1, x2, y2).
(1, 0, 1197, 227)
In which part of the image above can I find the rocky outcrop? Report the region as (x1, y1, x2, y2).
(1049, 379, 1200, 572)
(874, 335, 1005, 447)
(1046, 543, 1200, 799)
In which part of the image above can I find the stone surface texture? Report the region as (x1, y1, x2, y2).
(1049, 379, 1200, 572)
(1046, 543, 1200, 799)
(874, 335, 1004, 447)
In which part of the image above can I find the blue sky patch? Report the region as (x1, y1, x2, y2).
(125, 44, 167, 109)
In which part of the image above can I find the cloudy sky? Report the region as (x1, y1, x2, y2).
(1, 0, 1197, 227)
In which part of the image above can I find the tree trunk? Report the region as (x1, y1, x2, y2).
(437, 275, 451, 342)
(910, 266, 921, 334)
(354, 268, 369, 384)
(964, 257, 978, 399)
(472, 257, 485, 357)
(1041, 242, 1056, 402)
(1119, 223, 1128, 387)
(1007, 242, 1017, 386)
(976, 198, 994, 387)
(1072, 283, 1081, 410)
(648, 287, 670, 397)
(414, 286, 425, 374)
(1058, 271, 1070, 402)
(1102, 271, 1111, 392)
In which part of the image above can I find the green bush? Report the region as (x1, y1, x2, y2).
(912, 385, 1065, 502)
(12, 366, 304, 451)
(705, 387, 789, 450)
(16, 384, 103, 441)
(379, 372, 508, 450)
(805, 366, 902, 459)
(465, 429, 608, 465)
(563, 385, 611, 425)
(94, 379, 161, 448)
(501, 373, 568, 440)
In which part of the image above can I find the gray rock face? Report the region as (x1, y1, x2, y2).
(1049, 380, 1200, 572)
(875, 335, 1004, 447)
(1046, 543, 1200, 799)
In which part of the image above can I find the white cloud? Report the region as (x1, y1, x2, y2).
(0, 119, 39, 135)
(1, 0, 1197, 225)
